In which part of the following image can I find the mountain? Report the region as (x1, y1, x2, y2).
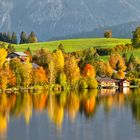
(1, 0, 140, 41)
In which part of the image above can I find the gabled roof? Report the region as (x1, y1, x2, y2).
(97, 77, 117, 83)
(14, 52, 28, 57)
(119, 79, 130, 83)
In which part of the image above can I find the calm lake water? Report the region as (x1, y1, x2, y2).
(0, 88, 140, 140)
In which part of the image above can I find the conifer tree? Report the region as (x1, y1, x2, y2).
(11, 32, 17, 44)
(20, 31, 28, 44)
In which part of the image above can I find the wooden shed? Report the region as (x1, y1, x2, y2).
(118, 79, 130, 87)
(97, 77, 117, 88)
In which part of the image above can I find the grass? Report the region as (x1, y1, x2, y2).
(13, 38, 131, 53)
(3, 37, 138, 62)
(100, 48, 140, 61)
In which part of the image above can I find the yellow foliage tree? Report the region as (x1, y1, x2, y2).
(105, 62, 113, 77)
(117, 70, 125, 79)
(53, 49, 64, 72)
(64, 55, 80, 85)
(109, 54, 126, 71)
(0, 49, 7, 68)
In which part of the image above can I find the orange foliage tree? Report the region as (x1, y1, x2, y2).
(83, 64, 96, 78)
(33, 67, 48, 85)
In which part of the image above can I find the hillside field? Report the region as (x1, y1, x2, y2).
(2, 37, 140, 61)
(14, 38, 131, 53)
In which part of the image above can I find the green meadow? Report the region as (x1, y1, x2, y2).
(3, 37, 140, 61)
(14, 38, 131, 53)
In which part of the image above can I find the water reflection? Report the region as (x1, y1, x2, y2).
(0, 88, 140, 138)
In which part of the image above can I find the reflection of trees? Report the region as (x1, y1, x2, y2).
(11, 94, 33, 125)
(66, 91, 80, 122)
(81, 90, 98, 118)
(0, 113, 7, 135)
(131, 89, 140, 122)
(32, 94, 48, 111)
(47, 94, 64, 128)
(0, 88, 137, 132)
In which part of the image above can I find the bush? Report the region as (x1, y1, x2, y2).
(79, 78, 98, 89)
(131, 79, 140, 87)
(87, 78, 98, 89)
(79, 79, 88, 89)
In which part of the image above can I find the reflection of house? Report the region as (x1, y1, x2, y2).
(99, 89, 116, 95)
(7, 52, 28, 61)
(118, 79, 130, 87)
(97, 78, 117, 88)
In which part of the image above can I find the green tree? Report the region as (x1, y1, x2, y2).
(33, 48, 52, 68)
(104, 30, 112, 38)
(127, 53, 139, 71)
(7, 32, 12, 43)
(28, 32, 38, 43)
(7, 44, 15, 53)
(132, 26, 140, 48)
(20, 32, 28, 44)
(11, 32, 17, 44)
(58, 43, 65, 53)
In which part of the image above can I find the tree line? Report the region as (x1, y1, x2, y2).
(0, 31, 38, 44)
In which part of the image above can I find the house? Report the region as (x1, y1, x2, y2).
(118, 79, 130, 87)
(97, 77, 117, 88)
(7, 52, 28, 61)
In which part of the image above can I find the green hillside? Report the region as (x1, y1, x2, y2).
(14, 38, 131, 53)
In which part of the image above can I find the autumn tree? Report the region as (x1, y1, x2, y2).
(20, 62, 33, 87)
(53, 49, 64, 73)
(105, 62, 114, 77)
(0, 49, 7, 68)
(117, 70, 125, 79)
(0, 64, 16, 90)
(24, 47, 32, 62)
(83, 64, 96, 78)
(122, 53, 128, 66)
(64, 55, 80, 85)
(109, 54, 126, 71)
(33, 67, 48, 85)
(48, 61, 56, 84)
(10, 58, 23, 86)
(0, 69, 9, 90)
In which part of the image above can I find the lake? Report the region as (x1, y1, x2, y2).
(0, 88, 140, 140)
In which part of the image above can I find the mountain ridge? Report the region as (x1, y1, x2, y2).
(0, 0, 140, 41)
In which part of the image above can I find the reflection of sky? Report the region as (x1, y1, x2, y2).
(0, 89, 140, 140)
